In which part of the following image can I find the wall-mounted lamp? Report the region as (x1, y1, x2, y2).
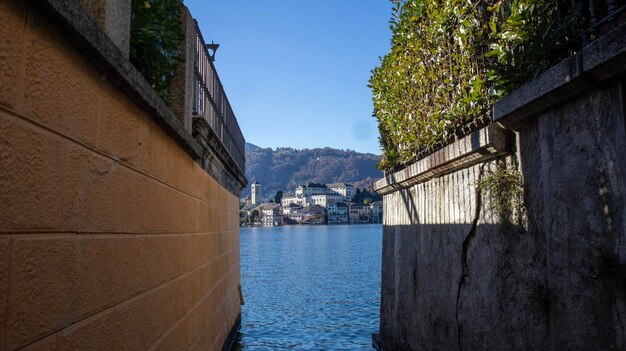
(206, 41, 219, 61)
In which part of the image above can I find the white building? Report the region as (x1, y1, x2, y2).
(327, 183, 356, 201)
(349, 203, 372, 224)
(295, 183, 339, 198)
(282, 203, 302, 215)
(311, 194, 345, 208)
(282, 196, 309, 207)
(328, 202, 349, 224)
(251, 181, 261, 205)
(261, 204, 282, 226)
(370, 201, 383, 223)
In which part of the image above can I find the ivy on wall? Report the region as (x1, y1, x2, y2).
(370, 0, 588, 171)
(129, 0, 184, 102)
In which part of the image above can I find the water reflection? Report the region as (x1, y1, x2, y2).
(234, 224, 382, 350)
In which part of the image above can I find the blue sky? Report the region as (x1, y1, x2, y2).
(183, 1, 392, 155)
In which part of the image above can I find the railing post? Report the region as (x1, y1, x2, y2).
(168, 6, 196, 133)
(77, 0, 131, 58)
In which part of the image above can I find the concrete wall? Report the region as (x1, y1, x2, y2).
(375, 23, 626, 351)
(0, 1, 242, 350)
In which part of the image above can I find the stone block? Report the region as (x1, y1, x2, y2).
(97, 82, 151, 169)
(63, 144, 119, 232)
(0, 0, 27, 110)
(19, 334, 58, 351)
(23, 10, 102, 147)
(0, 115, 65, 231)
(56, 260, 213, 351)
(5, 231, 228, 350)
(150, 288, 215, 351)
(6, 236, 76, 350)
(0, 236, 9, 349)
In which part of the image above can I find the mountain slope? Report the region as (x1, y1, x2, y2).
(243, 143, 382, 199)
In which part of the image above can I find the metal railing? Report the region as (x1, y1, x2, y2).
(562, 0, 626, 46)
(192, 21, 245, 174)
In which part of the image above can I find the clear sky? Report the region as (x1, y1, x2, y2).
(183, 1, 392, 155)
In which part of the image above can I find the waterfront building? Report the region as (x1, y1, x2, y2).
(303, 204, 327, 224)
(261, 204, 282, 226)
(328, 202, 349, 224)
(327, 183, 356, 201)
(252, 181, 261, 205)
(284, 204, 307, 224)
(349, 203, 372, 224)
(370, 201, 383, 223)
(282, 203, 303, 215)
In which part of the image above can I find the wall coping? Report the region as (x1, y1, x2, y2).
(25, 0, 248, 195)
(493, 22, 626, 129)
(193, 117, 248, 196)
(373, 124, 512, 195)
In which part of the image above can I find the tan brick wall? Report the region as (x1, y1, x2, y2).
(0, 1, 241, 350)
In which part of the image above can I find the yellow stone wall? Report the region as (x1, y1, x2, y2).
(0, 1, 241, 350)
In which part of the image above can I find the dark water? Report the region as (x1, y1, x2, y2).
(234, 224, 382, 350)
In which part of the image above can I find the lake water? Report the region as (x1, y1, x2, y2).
(233, 224, 382, 350)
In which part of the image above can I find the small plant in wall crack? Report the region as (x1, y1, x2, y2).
(477, 162, 524, 221)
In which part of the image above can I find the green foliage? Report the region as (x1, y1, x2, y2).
(353, 188, 382, 204)
(477, 162, 524, 219)
(130, 0, 184, 102)
(371, 0, 495, 171)
(486, 1, 584, 95)
(371, 0, 587, 171)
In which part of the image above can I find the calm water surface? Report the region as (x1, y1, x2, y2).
(234, 224, 382, 350)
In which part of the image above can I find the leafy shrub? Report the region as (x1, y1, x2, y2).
(130, 0, 184, 102)
(370, 1, 494, 171)
(486, 1, 585, 96)
(371, 0, 590, 171)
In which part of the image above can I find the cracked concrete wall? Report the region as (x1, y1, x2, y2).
(379, 80, 626, 350)
(0, 1, 241, 350)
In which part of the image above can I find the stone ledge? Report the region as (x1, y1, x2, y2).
(25, 0, 204, 159)
(373, 124, 512, 195)
(494, 22, 626, 129)
(193, 117, 247, 196)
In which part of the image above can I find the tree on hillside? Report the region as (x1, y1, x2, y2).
(354, 188, 382, 204)
(274, 190, 284, 204)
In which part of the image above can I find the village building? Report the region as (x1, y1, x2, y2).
(261, 203, 282, 226)
(284, 204, 307, 224)
(349, 203, 372, 224)
(303, 204, 327, 224)
(370, 201, 383, 223)
(311, 194, 345, 207)
(327, 183, 356, 201)
(327, 202, 349, 224)
(281, 195, 309, 207)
